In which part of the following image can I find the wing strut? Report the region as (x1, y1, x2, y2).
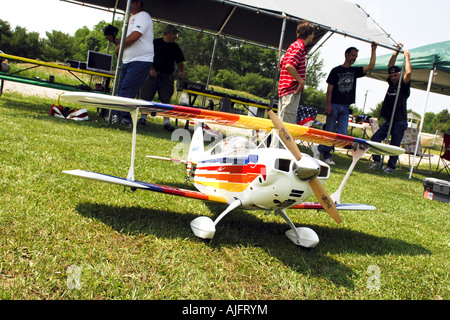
(331, 143, 368, 204)
(127, 108, 140, 181)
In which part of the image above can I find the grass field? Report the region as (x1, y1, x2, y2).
(0, 91, 448, 301)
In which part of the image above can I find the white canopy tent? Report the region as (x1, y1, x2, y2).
(64, 0, 399, 51)
(63, 0, 400, 110)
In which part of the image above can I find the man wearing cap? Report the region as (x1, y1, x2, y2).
(105, 0, 154, 125)
(140, 24, 185, 131)
(369, 46, 412, 173)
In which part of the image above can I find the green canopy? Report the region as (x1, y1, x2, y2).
(354, 41, 450, 96)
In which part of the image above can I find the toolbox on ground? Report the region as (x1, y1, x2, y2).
(423, 178, 450, 204)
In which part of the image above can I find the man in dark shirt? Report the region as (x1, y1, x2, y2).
(312, 43, 377, 165)
(369, 48, 412, 173)
(140, 24, 185, 131)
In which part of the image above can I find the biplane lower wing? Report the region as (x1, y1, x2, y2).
(63, 169, 228, 204)
(61, 92, 404, 157)
(63, 170, 373, 212)
(291, 202, 375, 211)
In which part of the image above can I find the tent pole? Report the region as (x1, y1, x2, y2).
(204, 6, 236, 107)
(112, 0, 131, 97)
(381, 57, 405, 167)
(108, 0, 131, 125)
(207, 7, 237, 90)
(270, 13, 287, 109)
(408, 68, 435, 179)
(203, 35, 219, 108)
(206, 36, 219, 90)
(106, 0, 119, 55)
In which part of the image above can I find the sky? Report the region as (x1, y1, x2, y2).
(1, 0, 449, 115)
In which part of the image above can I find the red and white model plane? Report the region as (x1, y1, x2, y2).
(60, 92, 404, 248)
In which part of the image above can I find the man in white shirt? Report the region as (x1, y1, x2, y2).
(106, 0, 154, 125)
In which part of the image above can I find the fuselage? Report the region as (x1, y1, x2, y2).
(189, 136, 330, 210)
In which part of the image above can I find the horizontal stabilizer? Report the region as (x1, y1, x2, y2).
(146, 155, 190, 164)
(291, 202, 376, 211)
(63, 169, 227, 203)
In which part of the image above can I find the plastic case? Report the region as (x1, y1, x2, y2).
(423, 178, 450, 204)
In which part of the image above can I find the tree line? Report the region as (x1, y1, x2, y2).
(0, 19, 324, 100)
(0, 18, 448, 134)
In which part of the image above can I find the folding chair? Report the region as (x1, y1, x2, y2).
(436, 133, 450, 176)
(369, 118, 379, 138)
(400, 127, 433, 173)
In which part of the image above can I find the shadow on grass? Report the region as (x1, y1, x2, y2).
(76, 201, 431, 289)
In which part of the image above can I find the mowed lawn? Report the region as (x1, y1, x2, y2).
(0, 91, 448, 301)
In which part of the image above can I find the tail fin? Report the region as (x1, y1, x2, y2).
(186, 124, 204, 179)
(188, 125, 204, 162)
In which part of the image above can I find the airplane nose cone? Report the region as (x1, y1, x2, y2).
(294, 156, 320, 181)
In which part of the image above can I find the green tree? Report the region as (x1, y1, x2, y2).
(7, 26, 41, 59)
(306, 51, 326, 90)
(434, 109, 450, 135)
(41, 30, 76, 61)
(228, 43, 277, 78)
(422, 112, 435, 133)
(0, 20, 13, 53)
(299, 87, 327, 113)
(238, 72, 273, 98)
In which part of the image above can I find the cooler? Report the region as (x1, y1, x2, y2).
(423, 178, 450, 204)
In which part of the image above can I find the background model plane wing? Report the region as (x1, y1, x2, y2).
(61, 92, 404, 156)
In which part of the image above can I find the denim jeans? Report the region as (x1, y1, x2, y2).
(318, 103, 350, 160)
(115, 61, 153, 121)
(371, 120, 408, 169)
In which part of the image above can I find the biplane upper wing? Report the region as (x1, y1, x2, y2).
(61, 92, 404, 156)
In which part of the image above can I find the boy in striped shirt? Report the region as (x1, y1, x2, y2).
(278, 21, 315, 123)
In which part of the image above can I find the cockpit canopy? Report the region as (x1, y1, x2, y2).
(210, 136, 257, 155)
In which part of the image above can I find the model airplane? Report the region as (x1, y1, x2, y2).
(60, 92, 404, 248)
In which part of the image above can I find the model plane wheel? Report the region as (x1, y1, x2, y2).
(190, 216, 216, 239)
(285, 227, 319, 248)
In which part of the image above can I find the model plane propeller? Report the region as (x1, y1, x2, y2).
(267, 109, 341, 224)
(60, 92, 404, 248)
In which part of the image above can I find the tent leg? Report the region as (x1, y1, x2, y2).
(409, 68, 434, 179)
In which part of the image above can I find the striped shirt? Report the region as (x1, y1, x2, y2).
(278, 39, 306, 98)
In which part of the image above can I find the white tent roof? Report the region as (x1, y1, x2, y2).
(234, 0, 397, 48)
(65, 0, 398, 51)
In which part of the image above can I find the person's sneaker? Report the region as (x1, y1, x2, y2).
(311, 144, 320, 159)
(324, 158, 335, 166)
(112, 115, 119, 124)
(383, 166, 395, 174)
(164, 123, 175, 132)
(121, 117, 132, 128)
(369, 161, 381, 170)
